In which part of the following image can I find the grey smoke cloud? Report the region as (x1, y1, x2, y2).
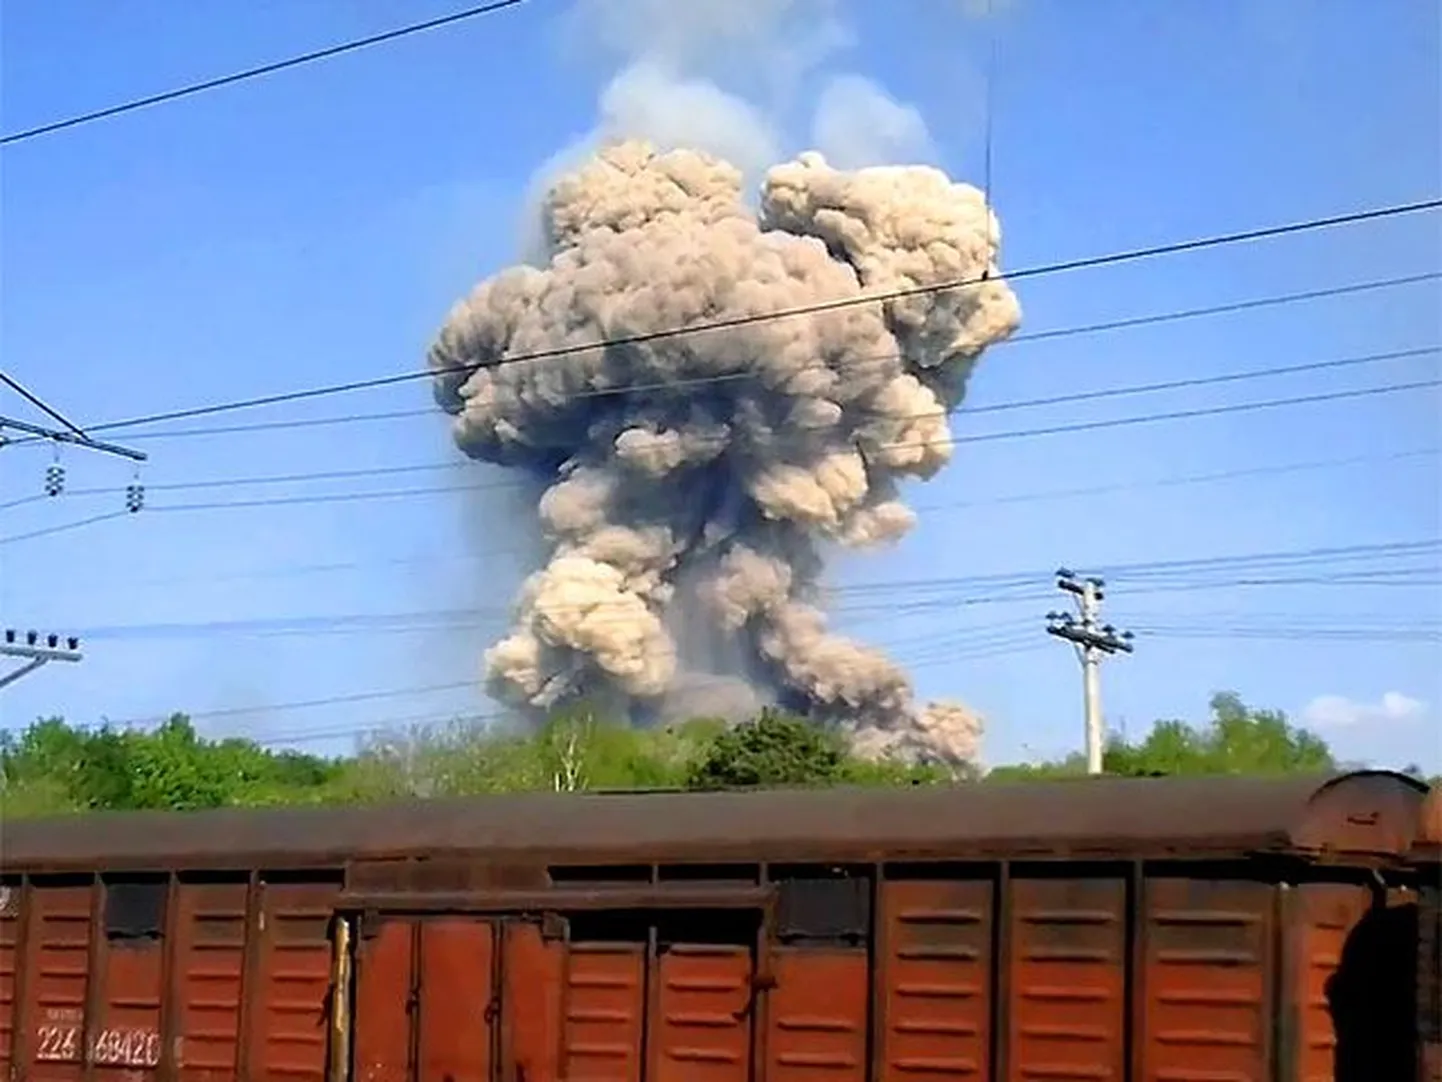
(428, 139, 1020, 766)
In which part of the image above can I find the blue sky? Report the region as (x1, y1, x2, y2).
(2, 0, 1438, 771)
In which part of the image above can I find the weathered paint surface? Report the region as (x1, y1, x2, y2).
(1140, 877, 1271, 1082)
(353, 918, 413, 1082)
(0, 879, 20, 1076)
(503, 920, 564, 1082)
(26, 881, 92, 1082)
(878, 877, 993, 1082)
(766, 949, 867, 1082)
(417, 919, 496, 1082)
(562, 940, 646, 1082)
(651, 941, 753, 1082)
(247, 880, 338, 1082)
(174, 878, 249, 1081)
(1294, 883, 1370, 1082)
(1007, 874, 1126, 1082)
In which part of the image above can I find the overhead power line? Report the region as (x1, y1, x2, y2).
(0, 371, 1429, 537)
(0, 372, 88, 437)
(7, 344, 1428, 505)
(4, 270, 1431, 450)
(52, 537, 1440, 641)
(57, 201, 1442, 437)
(0, 0, 526, 147)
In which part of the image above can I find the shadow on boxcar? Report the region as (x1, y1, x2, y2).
(1326, 895, 1417, 1082)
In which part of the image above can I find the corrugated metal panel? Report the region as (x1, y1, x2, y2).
(650, 941, 753, 1082)
(246, 880, 337, 1082)
(0, 879, 20, 1076)
(878, 877, 993, 1081)
(174, 878, 248, 1081)
(91, 880, 167, 1078)
(766, 948, 867, 1082)
(11, 772, 1426, 873)
(562, 940, 646, 1082)
(1007, 874, 1126, 1081)
(1140, 877, 1271, 1082)
(1294, 883, 1369, 1082)
(24, 880, 93, 1082)
(353, 918, 413, 1082)
(417, 919, 496, 1082)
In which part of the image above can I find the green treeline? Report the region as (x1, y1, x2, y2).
(0, 692, 1430, 817)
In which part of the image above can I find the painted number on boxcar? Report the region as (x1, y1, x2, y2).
(35, 1024, 79, 1061)
(91, 1027, 162, 1067)
(33, 1023, 160, 1067)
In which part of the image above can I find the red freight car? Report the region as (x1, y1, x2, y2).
(0, 770, 1429, 1082)
(1417, 786, 1442, 1082)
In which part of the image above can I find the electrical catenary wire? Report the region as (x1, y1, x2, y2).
(50, 201, 1442, 437)
(58, 537, 1439, 643)
(114, 374, 1442, 509)
(0, 372, 89, 437)
(0, 0, 527, 147)
(7, 270, 1427, 451)
(83, 615, 1424, 748)
(5, 364, 1432, 532)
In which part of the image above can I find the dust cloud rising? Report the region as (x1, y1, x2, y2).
(427, 137, 1020, 768)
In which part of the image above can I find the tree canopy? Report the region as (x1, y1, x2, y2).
(0, 690, 1424, 818)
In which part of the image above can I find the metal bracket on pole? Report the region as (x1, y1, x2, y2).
(1046, 569, 1134, 776)
(0, 414, 147, 463)
(0, 632, 83, 690)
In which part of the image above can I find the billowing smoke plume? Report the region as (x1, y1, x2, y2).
(428, 140, 1019, 767)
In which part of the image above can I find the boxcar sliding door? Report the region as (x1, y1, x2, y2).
(349, 905, 763, 1082)
(351, 914, 499, 1082)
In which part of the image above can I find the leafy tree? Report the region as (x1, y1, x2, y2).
(686, 709, 849, 789)
(987, 691, 1335, 780)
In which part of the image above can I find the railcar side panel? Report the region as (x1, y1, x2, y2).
(1006, 872, 1127, 1082)
(24, 878, 94, 1082)
(1292, 882, 1370, 1082)
(650, 914, 756, 1082)
(92, 877, 168, 1077)
(877, 876, 994, 1082)
(246, 878, 339, 1082)
(417, 918, 497, 1082)
(0, 878, 20, 1076)
(1139, 876, 1273, 1082)
(502, 920, 564, 1082)
(561, 937, 647, 1082)
(353, 917, 413, 1082)
(174, 876, 249, 1081)
(765, 948, 868, 1082)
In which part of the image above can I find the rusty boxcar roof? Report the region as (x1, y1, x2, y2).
(0, 769, 1426, 874)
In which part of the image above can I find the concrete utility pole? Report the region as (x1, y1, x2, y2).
(0, 629, 83, 690)
(1046, 569, 1134, 775)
